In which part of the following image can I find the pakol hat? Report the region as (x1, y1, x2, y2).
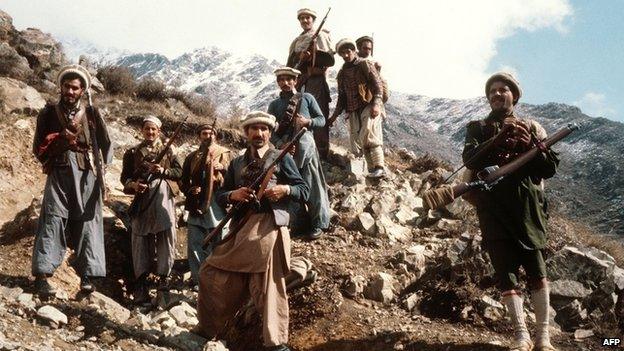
(355, 36, 374, 47)
(143, 115, 162, 128)
(297, 8, 317, 19)
(240, 111, 276, 129)
(274, 67, 301, 78)
(56, 64, 92, 89)
(485, 72, 522, 104)
(336, 38, 357, 53)
(196, 121, 218, 134)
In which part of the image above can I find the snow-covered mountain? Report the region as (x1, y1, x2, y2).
(62, 39, 624, 235)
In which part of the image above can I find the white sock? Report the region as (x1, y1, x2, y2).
(531, 286, 551, 346)
(502, 293, 531, 342)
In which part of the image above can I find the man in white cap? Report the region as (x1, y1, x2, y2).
(268, 66, 329, 241)
(32, 64, 113, 296)
(195, 111, 308, 351)
(462, 72, 559, 351)
(329, 38, 386, 179)
(120, 115, 182, 304)
(287, 8, 334, 159)
(178, 122, 232, 290)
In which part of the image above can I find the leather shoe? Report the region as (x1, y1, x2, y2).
(35, 278, 57, 297)
(80, 276, 95, 293)
(305, 228, 323, 241)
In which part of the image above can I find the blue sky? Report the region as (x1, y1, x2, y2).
(1, 0, 621, 122)
(490, 0, 623, 122)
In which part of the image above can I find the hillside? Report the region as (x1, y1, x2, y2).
(0, 9, 622, 351)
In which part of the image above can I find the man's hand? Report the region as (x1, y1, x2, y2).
(264, 185, 289, 202)
(149, 163, 164, 175)
(280, 143, 296, 156)
(295, 113, 310, 131)
(371, 103, 381, 118)
(299, 50, 311, 62)
(132, 181, 148, 194)
(503, 117, 531, 149)
(189, 186, 201, 195)
(229, 187, 255, 203)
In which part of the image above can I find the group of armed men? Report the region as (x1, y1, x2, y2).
(29, 7, 561, 351)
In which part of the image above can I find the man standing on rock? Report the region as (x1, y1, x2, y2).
(462, 72, 559, 351)
(120, 116, 182, 304)
(32, 64, 112, 296)
(329, 38, 386, 179)
(195, 111, 308, 351)
(179, 122, 231, 290)
(268, 67, 329, 241)
(287, 8, 334, 160)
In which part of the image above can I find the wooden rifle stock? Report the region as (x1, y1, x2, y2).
(202, 127, 308, 249)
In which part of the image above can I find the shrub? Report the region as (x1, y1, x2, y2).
(182, 93, 216, 117)
(96, 65, 136, 96)
(136, 77, 166, 101)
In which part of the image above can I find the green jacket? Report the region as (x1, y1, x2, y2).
(462, 113, 559, 249)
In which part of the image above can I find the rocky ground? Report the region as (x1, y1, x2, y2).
(1, 8, 623, 351)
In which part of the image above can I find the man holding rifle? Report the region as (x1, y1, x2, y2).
(268, 67, 329, 241)
(287, 8, 334, 159)
(32, 65, 112, 296)
(462, 72, 559, 351)
(179, 122, 231, 290)
(195, 111, 308, 351)
(120, 115, 182, 304)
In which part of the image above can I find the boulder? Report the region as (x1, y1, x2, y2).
(479, 295, 505, 321)
(356, 212, 376, 236)
(203, 341, 229, 351)
(549, 279, 592, 300)
(573, 329, 594, 340)
(37, 305, 68, 326)
(0, 10, 15, 42)
(554, 299, 587, 331)
(403, 293, 420, 312)
(547, 246, 612, 289)
(16, 293, 35, 309)
(169, 302, 197, 327)
(396, 245, 427, 275)
(87, 291, 131, 323)
(394, 205, 418, 225)
(364, 272, 395, 304)
(376, 215, 411, 243)
(343, 274, 366, 298)
(163, 331, 207, 351)
(0, 77, 46, 115)
(327, 144, 350, 167)
(0, 42, 33, 80)
(14, 28, 64, 73)
(0, 285, 23, 301)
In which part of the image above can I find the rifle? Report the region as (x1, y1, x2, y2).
(422, 123, 580, 210)
(202, 127, 308, 249)
(127, 115, 190, 216)
(85, 90, 107, 200)
(186, 118, 218, 215)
